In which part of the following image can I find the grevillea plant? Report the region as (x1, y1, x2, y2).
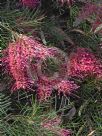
(2, 33, 102, 101)
(2, 32, 102, 101)
(0, 1, 102, 136)
(1, 34, 79, 101)
(2, 35, 56, 90)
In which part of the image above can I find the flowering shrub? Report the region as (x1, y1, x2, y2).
(1, 0, 102, 135)
(2, 33, 102, 100)
(1, 34, 79, 100)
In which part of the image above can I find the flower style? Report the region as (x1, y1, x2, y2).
(37, 77, 79, 101)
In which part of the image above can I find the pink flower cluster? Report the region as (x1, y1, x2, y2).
(42, 117, 71, 136)
(2, 35, 102, 101)
(2, 35, 78, 100)
(2, 35, 53, 91)
(20, 0, 40, 8)
(68, 48, 102, 79)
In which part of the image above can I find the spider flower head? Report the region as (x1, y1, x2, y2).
(68, 48, 102, 79)
(2, 35, 52, 91)
(20, 0, 40, 8)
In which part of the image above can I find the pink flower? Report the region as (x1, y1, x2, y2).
(2, 35, 51, 91)
(55, 80, 79, 95)
(68, 48, 102, 79)
(20, 0, 40, 8)
(4, 39, 33, 90)
(2, 35, 80, 97)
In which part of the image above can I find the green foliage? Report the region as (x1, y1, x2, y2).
(0, 92, 11, 136)
(0, 92, 55, 136)
(65, 79, 102, 136)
